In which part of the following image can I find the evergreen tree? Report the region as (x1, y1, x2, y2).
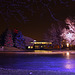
(0, 28, 8, 46)
(15, 31, 25, 49)
(4, 29, 14, 47)
(13, 28, 19, 46)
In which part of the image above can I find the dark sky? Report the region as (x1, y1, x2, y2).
(0, 0, 75, 41)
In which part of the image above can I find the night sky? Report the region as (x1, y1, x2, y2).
(0, 0, 75, 41)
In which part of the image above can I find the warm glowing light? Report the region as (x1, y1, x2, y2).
(41, 46, 43, 48)
(28, 46, 33, 49)
(28, 46, 30, 49)
(31, 42, 52, 44)
(61, 44, 63, 48)
(49, 42, 52, 44)
(31, 46, 33, 49)
(34, 50, 52, 53)
(66, 52, 70, 59)
(66, 43, 69, 47)
(42, 42, 46, 44)
(66, 52, 70, 56)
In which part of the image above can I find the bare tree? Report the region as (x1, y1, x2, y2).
(44, 21, 63, 49)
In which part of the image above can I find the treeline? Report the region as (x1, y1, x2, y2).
(0, 28, 26, 49)
(43, 16, 75, 49)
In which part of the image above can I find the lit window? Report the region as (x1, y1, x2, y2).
(31, 46, 33, 49)
(41, 46, 43, 48)
(42, 42, 46, 44)
(28, 46, 31, 49)
(31, 42, 33, 44)
(49, 42, 52, 44)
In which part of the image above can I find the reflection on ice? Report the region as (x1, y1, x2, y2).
(65, 52, 73, 69)
(0, 54, 75, 72)
(65, 64, 72, 69)
(66, 52, 70, 56)
(65, 54, 75, 70)
(65, 60, 72, 69)
(66, 52, 70, 59)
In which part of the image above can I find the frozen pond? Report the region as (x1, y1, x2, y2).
(0, 53, 75, 72)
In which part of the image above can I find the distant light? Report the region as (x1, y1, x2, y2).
(66, 43, 69, 47)
(34, 40, 36, 42)
(31, 46, 33, 49)
(61, 44, 63, 48)
(32, 42, 52, 44)
(41, 46, 43, 48)
(49, 42, 52, 44)
(66, 52, 70, 56)
(42, 42, 46, 44)
(28, 46, 30, 49)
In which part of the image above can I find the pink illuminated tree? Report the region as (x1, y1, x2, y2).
(61, 17, 75, 45)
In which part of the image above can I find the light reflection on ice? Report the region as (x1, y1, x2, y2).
(0, 54, 75, 72)
(65, 60, 72, 69)
(64, 54, 75, 72)
(66, 52, 70, 59)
